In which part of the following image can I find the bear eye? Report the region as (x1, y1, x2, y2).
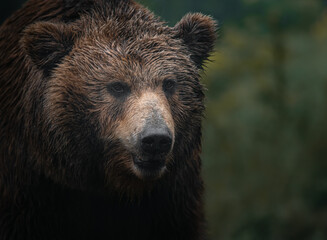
(107, 82, 130, 98)
(163, 79, 176, 94)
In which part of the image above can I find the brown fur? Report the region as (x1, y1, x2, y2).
(0, 0, 216, 239)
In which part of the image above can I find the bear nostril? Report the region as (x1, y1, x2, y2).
(141, 133, 172, 155)
(142, 137, 154, 146)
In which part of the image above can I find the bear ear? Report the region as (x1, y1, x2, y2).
(21, 22, 75, 75)
(174, 13, 217, 69)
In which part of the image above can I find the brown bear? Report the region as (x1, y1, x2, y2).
(0, 0, 216, 239)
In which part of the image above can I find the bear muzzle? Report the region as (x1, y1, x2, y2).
(132, 120, 173, 180)
(113, 91, 175, 180)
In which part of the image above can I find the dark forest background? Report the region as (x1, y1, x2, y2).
(2, 0, 327, 239)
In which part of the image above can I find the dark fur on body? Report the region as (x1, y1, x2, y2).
(0, 0, 216, 239)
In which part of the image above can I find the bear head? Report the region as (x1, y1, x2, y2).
(21, 2, 216, 196)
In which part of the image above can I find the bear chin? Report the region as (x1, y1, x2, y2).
(131, 154, 167, 181)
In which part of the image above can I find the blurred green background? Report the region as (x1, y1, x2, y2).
(2, 0, 327, 239)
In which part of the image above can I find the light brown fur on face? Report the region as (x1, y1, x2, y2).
(115, 91, 175, 153)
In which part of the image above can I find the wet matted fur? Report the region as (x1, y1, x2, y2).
(0, 0, 216, 239)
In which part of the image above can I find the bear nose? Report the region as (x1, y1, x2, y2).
(140, 128, 172, 156)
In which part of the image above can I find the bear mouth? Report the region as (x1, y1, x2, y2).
(132, 154, 166, 180)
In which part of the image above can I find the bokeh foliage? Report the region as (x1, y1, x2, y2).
(2, 0, 327, 239)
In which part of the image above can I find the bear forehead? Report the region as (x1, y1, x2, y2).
(72, 5, 183, 57)
(67, 34, 194, 83)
